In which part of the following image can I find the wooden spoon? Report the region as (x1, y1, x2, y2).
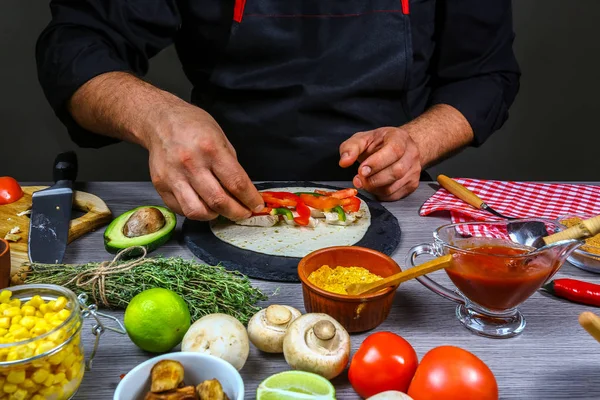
(345, 254, 454, 296)
(579, 311, 600, 343)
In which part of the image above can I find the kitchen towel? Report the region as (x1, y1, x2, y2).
(419, 178, 600, 237)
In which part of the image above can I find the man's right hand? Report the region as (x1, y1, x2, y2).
(144, 104, 264, 221)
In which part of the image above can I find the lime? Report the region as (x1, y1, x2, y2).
(257, 371, 336, 399)
(124, 288, 191, 353)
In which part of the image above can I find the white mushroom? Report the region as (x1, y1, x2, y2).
(367, 391, 415, 400)
(282, 313, 350, 380)
(247, 305, 302, 353)
(181, 313, 249, 371)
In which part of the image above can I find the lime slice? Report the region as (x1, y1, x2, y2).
(257, 370, 336, 399)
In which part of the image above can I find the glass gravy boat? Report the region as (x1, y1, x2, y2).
(406, 219, 582, 338)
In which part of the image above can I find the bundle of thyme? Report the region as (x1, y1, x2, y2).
(19, 252, 269, 325)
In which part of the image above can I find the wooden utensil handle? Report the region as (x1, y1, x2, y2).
(579, 311, 600, 344)
(544, 215, 600, 245)
(437, 175, 485, 209)
(347, 254, 454, 295)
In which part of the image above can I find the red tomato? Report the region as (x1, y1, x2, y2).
(0, 177, 23, 205)
(407, 346, 498, 400)
(348, 332, 419, 398)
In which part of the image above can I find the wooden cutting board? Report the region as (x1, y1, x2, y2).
(0, 186, 112, 276)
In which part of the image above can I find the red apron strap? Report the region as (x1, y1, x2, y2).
(234, 0, 247, 22)
(401, 0, 410, 14)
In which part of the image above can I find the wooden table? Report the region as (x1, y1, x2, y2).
(52, 182, 600, 399)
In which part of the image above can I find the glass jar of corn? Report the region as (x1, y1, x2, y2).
(0, 284, 85, 400)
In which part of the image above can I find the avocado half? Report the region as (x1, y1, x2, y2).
(103, 206, 177, 255)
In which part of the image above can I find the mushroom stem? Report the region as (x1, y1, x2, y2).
(265, 305, 292, 326)
(306, 320, 340, 353)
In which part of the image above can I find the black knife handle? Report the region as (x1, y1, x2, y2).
(53, 151, 78, 183)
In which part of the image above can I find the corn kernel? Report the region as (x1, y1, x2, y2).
(31, 369, 48, 385)
(31, 396, 44, 400)
(50, 320, 62, 329)
(9, 299, 20, 308)
(34, 311, 42, 319)
(3, 383, 17, 393)
(56, 309, 70, 321)
(42, 374, 54, 387)
(48, 351, 66, 366)
(10, 316, 21, 326)
(0, 291, 12, 303)
(29, 296, 43, 309)
(0, 329, 7, 337)
(18, 317, 35, 331)
(0, 304, 9, 313)
(53, 372, 66, 384)
(62, 353, 76, 368)
(52, 297, 67, 312)
(6, 370, 25, 385)
(3, 308, 20, 318)
(31, 323, 47, 337)
(20, 306, 34, 317)
(38, 304, 48, 315)
(10, 388, 28, 400)
(34, 341, 55, 356)
(20, 378, 34, 389)
(39, 386, 55, 396)
(16, 346, 33, 360)
(42, 313, 55, 323)
(5, 352, 19, 362)
(0, 318, 10, 330)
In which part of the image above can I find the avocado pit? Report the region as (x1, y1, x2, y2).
(123, 207, 166, 237)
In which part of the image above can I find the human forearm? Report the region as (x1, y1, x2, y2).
(402, 104, 474, 169)
(67, 71, 189, 149)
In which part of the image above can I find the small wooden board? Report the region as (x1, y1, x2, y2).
(0, 186, 112, 276)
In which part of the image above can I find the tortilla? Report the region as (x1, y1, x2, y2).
(209, 187, 371, 258)
(182, 181, 401, 282)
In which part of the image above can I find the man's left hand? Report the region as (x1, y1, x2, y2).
(339, 127, 421, 201)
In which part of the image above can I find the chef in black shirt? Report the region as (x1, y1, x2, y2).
(36, 0, 520, 222)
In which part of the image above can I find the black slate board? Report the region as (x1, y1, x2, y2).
(182, 181, 401, 282)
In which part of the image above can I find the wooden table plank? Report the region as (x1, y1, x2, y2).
(34, 182, 600, 400)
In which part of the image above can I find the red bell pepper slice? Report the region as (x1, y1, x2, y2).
(341, 197, 361, 213)
(299, 194, 341, 211)
(294, 200, 311, 226)
(314, 188, 358, 199)
(329, 188, 358, 199)
(0, 177, 23, 205)
(261, 193, 297, 208)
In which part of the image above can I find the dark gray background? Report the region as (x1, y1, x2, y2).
(1, 1, 597, 182)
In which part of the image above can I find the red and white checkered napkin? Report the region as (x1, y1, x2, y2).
(419, 178, 600, 238)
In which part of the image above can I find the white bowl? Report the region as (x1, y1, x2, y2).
(113, 352, 245, 400)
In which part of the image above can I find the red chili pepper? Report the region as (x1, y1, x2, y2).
(543, 278, 600, 307)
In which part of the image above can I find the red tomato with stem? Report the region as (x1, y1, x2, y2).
(348, 332, 419, 398)
(407, 346, 498, 400)
(0, 177, 23, 205)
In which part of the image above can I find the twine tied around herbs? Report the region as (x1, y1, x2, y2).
(65, 246, 148, 307)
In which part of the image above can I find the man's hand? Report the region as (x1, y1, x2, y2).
(339, 128, 421, 201)
(67, 72, 264, 221)
(339, 105, 475, 201)
(146, 105, 264, 221)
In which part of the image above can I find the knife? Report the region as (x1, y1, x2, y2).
(28, 151, 78, 264)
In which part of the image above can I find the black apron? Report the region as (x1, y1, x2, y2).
(192, 0, 420, 181)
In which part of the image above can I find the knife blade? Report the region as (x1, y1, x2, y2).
(28, 151, 78, 264)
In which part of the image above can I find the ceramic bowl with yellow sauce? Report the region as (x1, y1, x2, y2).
(558, 215, 600, 273)
(297, 246, 401, 333)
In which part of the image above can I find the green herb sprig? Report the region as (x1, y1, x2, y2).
(20, 257, 268, 325)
